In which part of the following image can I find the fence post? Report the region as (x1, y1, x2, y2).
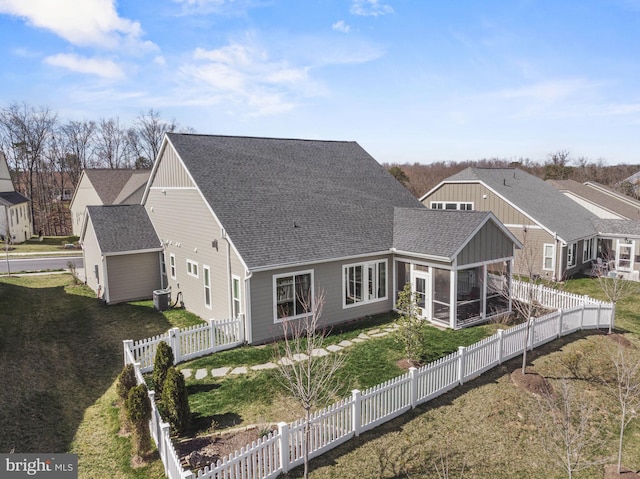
(596, 303, 602, 330)
(528, 319, 535, 350)
(123, 339, 134, 365)
(458, 346, 466, 385)
(409, 368, 418, 408)
(169, 327, 180, 365)
(207, 318, 216, 351)
(160, 421, 171, 464)
(579, 304, 585, 330)
(278, 422, 290, 474)
(497, 329, 504, 364)
(609, 302, 615, 334)
(238, 313, 246, 343)
(557, 309, 563, 338)
(352, 390, 362, 436)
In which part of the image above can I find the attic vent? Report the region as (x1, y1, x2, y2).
(293, 221, 299, 228)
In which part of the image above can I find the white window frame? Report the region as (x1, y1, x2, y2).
(169, 253, 176, 280)
(567, 242, 577, 268)
(232, 275, 241, 319)
(543, 243, 555, 271)
(187, 259, 199, 278)
(582, 238, 595, 263)
(273, 270, 314, 323)
(342, 259, 388, 308)
(203, 265, 211, 309)
(430, 201, 473, 211)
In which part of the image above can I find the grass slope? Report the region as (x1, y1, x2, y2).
(0, 274, 201, 477)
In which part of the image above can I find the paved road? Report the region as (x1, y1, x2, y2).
(0, 256, 84, 274)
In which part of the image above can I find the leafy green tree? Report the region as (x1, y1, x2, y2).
(153, 341, 174, 400)
(162, 366, 191, 435)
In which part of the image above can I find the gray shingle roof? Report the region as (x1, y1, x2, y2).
(547, 179, 640, 221)
(87, 205, 161, 254)
(447, 168, 598, 243)
(85, 169, 148, 205)
(0, 191, 29, 207)
(593, 219, 640, 237)
(113, 171, 150, 204)
(393, 208, 493, 259)
(166, 134, 424, 269)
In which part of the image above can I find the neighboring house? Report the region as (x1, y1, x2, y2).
(81, 204, 163, 304)
(0, 152, 32, 243)
(70, 169, 151, 236)
(81, 134, 520, 340)
(548, 179, 640, 276)
(420, 168, 599, 281)
(547, 179, 640, 221)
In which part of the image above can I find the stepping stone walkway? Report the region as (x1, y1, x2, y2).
(180, 323, 399, 381)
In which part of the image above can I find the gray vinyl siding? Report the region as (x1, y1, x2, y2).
(82, 219, 103, 294)
(106, 252, 161, 304)
(146, 146, 245, 322)
(424, 183, 533, 226)
(457, 221, 514, 266)
(248, 255, 394, 344)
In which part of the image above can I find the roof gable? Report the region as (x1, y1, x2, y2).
(0, 152, 15, 193)
(85, 205, 161, 254)
(443, 168, 598, 243)
(164, 134, 423, 269)
(84, 169, 143, 205)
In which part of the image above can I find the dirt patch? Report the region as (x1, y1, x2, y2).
(605, 464, 640, 479)
(177, 427, 269, 471)
(510, 368, 554, 397)
(396, 358, 421, 370)
(607, 333, 634, 348)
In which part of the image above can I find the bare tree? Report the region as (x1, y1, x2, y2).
(59, 119, 96, 186)
(605, 343, 640, 474)
(595, 266, 640, 334)
(274, 290, 344, 479)
(0, 102, 58, 233)
(129, 109, 177, 169)
(94, 117, 131, 169)
(534, 379, 610, 479)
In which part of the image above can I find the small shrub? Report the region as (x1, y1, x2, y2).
(116, 364, 138, 433)
(116, 364, 138, 403)
(162, 366, 191, 435)
(395, 283, 426, 366)
(126, 384, 152, 457)
(153, 341, 174, 400)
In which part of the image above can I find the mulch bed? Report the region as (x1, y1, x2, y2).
(176, 427, 267, 471)
(605, 465, 640, 479)
(510, 368, 554, 397)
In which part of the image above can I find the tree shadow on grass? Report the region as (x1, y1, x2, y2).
(0, 276, 180, 454)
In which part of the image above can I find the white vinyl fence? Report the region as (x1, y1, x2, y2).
(124, 317, 244, 373)
(123, 288, 613, 479)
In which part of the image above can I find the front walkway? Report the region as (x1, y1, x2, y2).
(179, 324, 399, 380)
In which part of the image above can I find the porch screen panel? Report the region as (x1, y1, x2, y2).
(433, 268, 450, 321)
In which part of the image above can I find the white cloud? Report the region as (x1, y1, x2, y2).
(332, 20, 350, 33)
(0, 0, 150, 50)
(44, 53, 125, 80)
(180, 38, 317, 116)
(350, 0, 394, 17)
(489, 79, 594, 103)
(154, 55, 167, 67)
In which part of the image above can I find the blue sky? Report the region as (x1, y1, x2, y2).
(1, 0, 639, 165)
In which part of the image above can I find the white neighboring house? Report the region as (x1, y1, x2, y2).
(69, 169, 151, 237)
(0, 152, 32, 243)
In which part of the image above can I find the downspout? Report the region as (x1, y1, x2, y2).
(554, 232, 560, 282)
(101, 255, 109, 303)
(223, 228, 233, 319)
(244, 270, 252, 344)
(450, 259, 457, 329)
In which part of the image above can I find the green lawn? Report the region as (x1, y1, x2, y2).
(176, 320, 496, 435)
(0, 274, 199, 478)
(1, 236, 82, 254)
(2, 273, 637, 479)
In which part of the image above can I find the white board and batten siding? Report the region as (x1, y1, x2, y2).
(146, 145, 246, 324)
